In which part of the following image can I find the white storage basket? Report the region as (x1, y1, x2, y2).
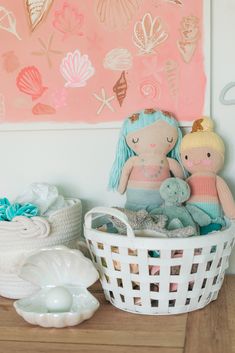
(0, 198, 82, 299)
(84, 207, 235, 315)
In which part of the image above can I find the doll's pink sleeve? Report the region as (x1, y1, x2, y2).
(216, 175, 235, 219)
(167, 158, 184, 179)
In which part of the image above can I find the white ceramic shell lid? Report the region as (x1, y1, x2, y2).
(14, 285, 100, 328)
(18, 246, 99, 288)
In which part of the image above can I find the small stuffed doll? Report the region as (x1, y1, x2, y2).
(109, 207, 194, 238)
(150, 178, 211, 236)
(180, 117, 235, 234)
(109, 109, 184, 212)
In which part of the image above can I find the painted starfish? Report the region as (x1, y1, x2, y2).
(32, 33, 63, 68)
(93, 88, 115, 115)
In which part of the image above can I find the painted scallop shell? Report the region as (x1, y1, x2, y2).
(103, 48, 133, 71)
(53, 2, 84, 40)
(32, 102, 56, 115)
(16, 66, 47, 100)
(133, 13, 168, 55)
(96, 0, 143, 30)
(60, 49, 95, 88)
(19, 246, 99, 288)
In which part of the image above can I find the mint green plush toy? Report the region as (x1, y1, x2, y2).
(151, 178, 211, 236)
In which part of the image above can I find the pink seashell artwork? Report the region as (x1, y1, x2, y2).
(53, 2, 84, 40)
(2, 51, 20, 73)
(0, 1, 207, 123)
(60, 49, 95, 88)
(32, 102, 56, 115)
(16, 66, 47, 100)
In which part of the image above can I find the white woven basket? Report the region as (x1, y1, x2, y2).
(0, 198, 82, 299)
(84, 207, 235, 315)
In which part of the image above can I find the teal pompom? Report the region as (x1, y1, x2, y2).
(0, 198, 11, 221)
(0, 199, 39, 222)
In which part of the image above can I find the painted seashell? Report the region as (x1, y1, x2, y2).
(2, 51, 20, 73)
(96, 0, 143, 30)
(32, 102, 56, 115)
(103, 48, 133, 71)
(139, 76, 160, 100)
(53, 2, 84, 40)
(164, 0, 183, 6)
(25, 0, 54, 32)
(177, 40, 197, 64)
(164, 60, 179, 98)
(113, 71, 127, 106)
(177, 16, 200, 63)
(60, 49, 95, 88)
(0, 6, 21, 40)
(19, 246, 99, 288)
(133, 13, 168, 55)
(16, 66, 47, 100)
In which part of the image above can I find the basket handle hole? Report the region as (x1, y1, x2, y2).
(150, 265, 160, 276)
(191, 263, 198, 274)
(171, 250, 183, 258)
(170, 283, 178, 292)
(129, 263, 139, 274)
(151, 299, 159, 307)
(170, 265, 181, 275)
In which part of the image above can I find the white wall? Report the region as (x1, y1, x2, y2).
(212, 0, 235, 272)
(1, 1, 235, 271)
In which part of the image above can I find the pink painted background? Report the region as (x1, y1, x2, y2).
(0, 0, 206, 124)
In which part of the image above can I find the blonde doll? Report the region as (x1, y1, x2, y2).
(109, 109, 184, 211)
(180, 117, 235, 234)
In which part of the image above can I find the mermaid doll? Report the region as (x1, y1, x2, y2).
(109, 109, 184, 212)
(180, 117, 235, 234)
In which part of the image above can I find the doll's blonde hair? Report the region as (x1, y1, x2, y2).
(180, 117, 225, 156)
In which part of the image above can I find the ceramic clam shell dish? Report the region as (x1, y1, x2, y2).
(14, 246, 100, 328)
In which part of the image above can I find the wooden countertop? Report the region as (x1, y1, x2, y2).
(0, 276, 234, 353)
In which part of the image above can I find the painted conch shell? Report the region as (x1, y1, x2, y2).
(133, 13, 168, 55)
(113, 71, 127, 106)
(60, 49, 95, 88)
(25, 0, 54, 32)
(32, 102, 56, 115)
(16, 66, 47, 100)
(103, 48, 133, 71)
(96, 0, 143, 30)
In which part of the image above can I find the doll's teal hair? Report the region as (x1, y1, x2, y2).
(108, 110, 183, 190)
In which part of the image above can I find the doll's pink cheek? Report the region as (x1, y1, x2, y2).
(185, 160, 194, 168)
(202, 159, 212, 166)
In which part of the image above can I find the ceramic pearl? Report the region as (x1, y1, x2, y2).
(46, 286, 73, 313)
